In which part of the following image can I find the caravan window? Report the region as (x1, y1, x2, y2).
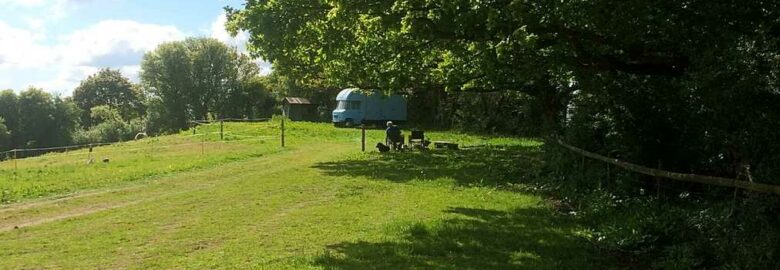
(337, 101, 361, 110)
(349, 101, 361, 110)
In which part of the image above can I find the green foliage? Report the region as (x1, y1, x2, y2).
(561, 188, 780, 269)
(0, 117, 9, 150)
(220, 74, 277, 119)
(187, 38, 242, 119)
(140, 38, 271, 132)
(141, 96, 171, 136)
(229, 2, 780, 267)
(72, 106, 145, 144)
(72, 68, 145, 127)
(0, 89, 79, 151)
(228, 0, 779, 176)
(0, 90, 20, 148)
(50, 96, 80, 147)
(140, 41, 194, 131)
(89, 105, 122, 124)
(226, 0, 574, 130)
(440, 91, 546, 135)
(14, 88, 78, 148)
(262, 72, 342, 121)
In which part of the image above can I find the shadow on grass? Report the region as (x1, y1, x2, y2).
(315, 207, 610, 269)
(311, 145, 544, 187)
(311, 145, 617, 269)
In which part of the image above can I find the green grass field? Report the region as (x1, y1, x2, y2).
(0, 120, 616, 269)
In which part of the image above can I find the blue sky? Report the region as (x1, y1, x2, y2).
(0, 0, 269, 95)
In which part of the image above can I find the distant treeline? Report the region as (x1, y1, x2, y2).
(0, 37, 277, 153)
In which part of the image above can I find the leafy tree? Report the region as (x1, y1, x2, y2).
(73, 105, 144, 144)
(218, 54, 268, 118)
(142, 96, 173, 135)
(73, 68, 145, 127)
(225, 0, 571, 131)
(0, 117, 10, 151)
(187, 38, 238, 119)
(89, 105, 123, 125)
(16, 88, 78, 148)
(261, 72, 342, 121)
(221, 75, 277, 119)
(140, 41, 193, 132)
(141, 37, 266, 131)
(227, 1, 780, 267)
(51, 96, 80, 147)
(227, 0, 779, 175)
(17, 88, 55, 147)
(0, 90, 20, 147)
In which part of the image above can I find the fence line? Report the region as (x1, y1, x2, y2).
(1, 118, 281, 160)
(0, 142, 114, 155)
(0, 136, 277, 167)
(556, 139, 780, 196)
(190, 118, 272, 124)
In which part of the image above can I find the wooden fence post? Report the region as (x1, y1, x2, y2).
(220, 121, 224, 140)
(281, 117, 286, 148)
(12, 150, 17, 181)
(361, 124, 366, 152)
(655, 160, 663, 198)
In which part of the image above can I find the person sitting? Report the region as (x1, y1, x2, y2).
(385, 121, 402, 151)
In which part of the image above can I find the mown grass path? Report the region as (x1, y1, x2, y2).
(0, 123, 617, 269)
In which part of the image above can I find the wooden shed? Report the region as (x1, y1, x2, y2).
(282, 97, 318, 121)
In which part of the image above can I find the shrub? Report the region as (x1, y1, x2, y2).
(73, 106, 146, 144)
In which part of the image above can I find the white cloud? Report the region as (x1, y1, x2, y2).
(0, 19, 184, 94)
(32, 66, 98, 94)
(60, 20, 185, 66)
(0, 21, 52, 68)
(24, 17, 46, 32)
(119, 65, 141, 82)
(0, 0, 47, 7)
(0, 0, 92, 20)
(1, 11, 273, 95)
(210, 13, 272, 75)
(210, 13, 248, 51)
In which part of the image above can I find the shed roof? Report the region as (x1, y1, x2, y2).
(284, 97, 314, 105)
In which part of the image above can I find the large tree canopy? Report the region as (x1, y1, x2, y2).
(73, 68, 145, 127)
(225, 4, 780, 265)
(227, 0, 780, 178)
(141, 37, 268, 132)
(227, 0, 778, 87)
(0, 90, 20, 147)
(140, 41, 193, 131)
(0, 117, 9, 151)
(14, 88, 79, 148)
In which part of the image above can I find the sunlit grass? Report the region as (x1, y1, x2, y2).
(0, 120, 615, 269)
(0, 121, 285, 204)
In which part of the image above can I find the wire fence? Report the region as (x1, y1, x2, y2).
(557, 139, 780, 197)
(190, 118, 272, 124)
(0, 122, 285, 203)
(0, 118, 285, 176)
(0, 137, 276, 168)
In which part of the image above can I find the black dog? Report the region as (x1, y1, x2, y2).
(376, 142, 390, 153)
